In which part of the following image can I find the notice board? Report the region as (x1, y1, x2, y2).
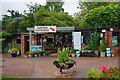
(72, 32, 82, 50)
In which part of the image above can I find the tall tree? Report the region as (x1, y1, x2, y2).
(19, 3, 43, 32)
(80, 4, 120, 28)
(45, 0, 64, 12)
(7, 10, 22, 18)
(2, 10, 22, 31)
(34, 7, 75, 27)
(75, 2, 120, 27)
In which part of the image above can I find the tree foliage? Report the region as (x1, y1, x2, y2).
(75, 2, 120, 28)
(34, 7, 75, 27)
(2, 2, 75, 33)
(2, 10, 22, 33)
(80, 4, 120, 27)
(0, 31, 11, 37)
(45, 0, 64, 12)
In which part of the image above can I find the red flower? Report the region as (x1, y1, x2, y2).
(99, 66, 109, 71)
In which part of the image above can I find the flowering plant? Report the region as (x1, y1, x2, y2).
(99, 65, 109, 73)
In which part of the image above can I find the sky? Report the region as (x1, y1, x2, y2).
(0, 0, 80, 20)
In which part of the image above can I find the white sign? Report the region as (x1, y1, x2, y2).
(34, 26, 56, 33)
(73, 32, 82, 50)
(102, 29, 106, 32)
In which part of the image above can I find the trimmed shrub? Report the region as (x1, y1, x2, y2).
(86, 69, 104, 79)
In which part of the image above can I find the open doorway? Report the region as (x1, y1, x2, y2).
(24, 36, 29, 52)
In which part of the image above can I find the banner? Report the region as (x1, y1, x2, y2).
(34, 26, 56, 33)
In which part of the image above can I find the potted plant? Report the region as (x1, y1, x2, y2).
(70, 48, 76, 57)
(53, 48, 76, 75)
(99, 38, 106, 57)
(85, 32, 99, 57)
(28, 50, 33, 58)
(9, 48, 18, 57)
(25, 51, 29, 58)
(45, 50, 50, 56)
(33, 50, 41, 57)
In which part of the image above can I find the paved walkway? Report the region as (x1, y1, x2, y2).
(2, 54, 119, 78)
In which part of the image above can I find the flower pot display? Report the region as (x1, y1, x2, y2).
(9, 48, 19, 57)
(32, 50, 45, 57)
(25, 50, 33, 58)
(53, 48, 76, 75)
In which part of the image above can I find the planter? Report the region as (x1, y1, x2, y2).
(53, 60, 76, 69)
(11, 52, 17, 57)
(81, 50, 97, 57)
(100, 52, 105, 57)
(94, 51, 99, 57)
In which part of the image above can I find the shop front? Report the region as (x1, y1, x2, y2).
(20, 27, 120, 57)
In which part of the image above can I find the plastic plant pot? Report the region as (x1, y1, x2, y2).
(34, 54, 38, 57)
(11, 52, 17, 57)
(43, 53, 46, 56)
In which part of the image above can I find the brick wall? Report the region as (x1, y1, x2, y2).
(105, 31, 120, 54)
(21, 35, 25, 57)
(104, 31, 112, 49)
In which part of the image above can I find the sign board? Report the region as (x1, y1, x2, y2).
(102, 29, 106, 32)
(72, 32, 82, 50)
(34, 26, 56, 33)
(30, 45, 42, 52)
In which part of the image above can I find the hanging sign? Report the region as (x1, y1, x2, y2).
(34, 26, 56, 33)
(30, 45, 42, 52)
